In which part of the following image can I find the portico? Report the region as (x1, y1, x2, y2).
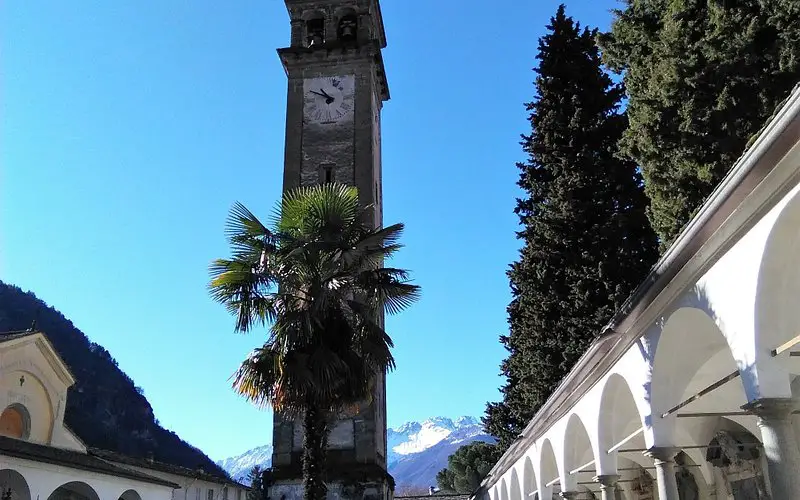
(475, 84, 800, 499)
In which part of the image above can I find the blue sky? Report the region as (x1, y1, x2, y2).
(1, 1, 617, 460)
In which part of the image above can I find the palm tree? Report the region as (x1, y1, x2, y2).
(209, 183, 420, 500)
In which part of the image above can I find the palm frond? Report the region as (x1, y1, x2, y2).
(208, 258, 280, 332)
(213, 183, 419, 417)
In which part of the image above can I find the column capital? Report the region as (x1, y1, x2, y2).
(558, 492, 580, 500)
(644, 446, 680, 463)
(742, 397, 797, 420)
(593, 474, 620, 488)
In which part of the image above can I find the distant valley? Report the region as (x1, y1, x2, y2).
(218, 416, 495, 489)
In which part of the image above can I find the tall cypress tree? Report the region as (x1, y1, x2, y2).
(599, 0, 800, 248)
(483, 5, 658, 450)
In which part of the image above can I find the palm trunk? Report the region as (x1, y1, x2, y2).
(302, 403, 329, 500)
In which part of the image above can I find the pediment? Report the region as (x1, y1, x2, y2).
(0, 331, 75, 389)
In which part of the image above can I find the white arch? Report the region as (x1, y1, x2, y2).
(536, 438, 559, 496)
(499, 478, 509, 500)
(597, 372, 649, 474)
(755, 187, 800, 387)
(649, 305, 749, 444)
(0, 469, 31, 500)
(509, 468, 522, 500)
(46, 481, 100, 500)
(561, 413, 595, 492)
(119, 489, 142, 500)
(522, 455, 536, 498)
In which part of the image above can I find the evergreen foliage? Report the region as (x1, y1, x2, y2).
(0, 281, 229, 478)
(483, 5, 658, 450)
(247, 466, 267, 500)
(599, 0, 800, 247)
(436, 442, 501, 494)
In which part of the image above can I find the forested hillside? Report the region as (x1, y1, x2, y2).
(0, 281, 228, 478)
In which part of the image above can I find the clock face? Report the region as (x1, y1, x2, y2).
(303, 75, 355, 124)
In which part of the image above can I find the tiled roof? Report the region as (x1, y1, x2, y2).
(89, 448, 249, 489)
(0, 436, 179, 488)
(0, 330, 38, 343)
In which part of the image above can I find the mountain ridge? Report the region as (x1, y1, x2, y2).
(218, 416, 495, 488)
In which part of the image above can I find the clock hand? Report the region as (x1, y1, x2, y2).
(310, 89, 335, 105)
(319, 89, 335, 104)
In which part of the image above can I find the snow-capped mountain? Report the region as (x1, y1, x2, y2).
(217, 444, 273, 483)
(217, 416, 495, 488)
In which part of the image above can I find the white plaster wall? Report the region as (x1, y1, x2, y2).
(50, 425, 88, 452)
(112, 463, 248, 500)
(696, 182, 800, 401)
(0, 454, 174, 500)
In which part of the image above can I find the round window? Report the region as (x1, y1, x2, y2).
(0, 404, 31, 440)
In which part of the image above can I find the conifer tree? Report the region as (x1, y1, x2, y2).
(483, 5, 658, 450)
(437, 442, 501, 493)
(599, 0, 800, 247)
(247, 466, 266, 500)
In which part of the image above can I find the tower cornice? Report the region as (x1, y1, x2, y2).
(277, 41, 390, 101)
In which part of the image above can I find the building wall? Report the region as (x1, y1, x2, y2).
(0, 454, 174, 500)
(0, 336, 74, 449)
(111, 463, 249, 500)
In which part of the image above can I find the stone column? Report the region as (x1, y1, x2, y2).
(593, 475, 619, 500)
(290, 19, 304, 47)
(742, 398, 800, 499)
(644, 447, 680, 500)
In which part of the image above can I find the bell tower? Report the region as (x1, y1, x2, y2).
(270, 1, 391, 500)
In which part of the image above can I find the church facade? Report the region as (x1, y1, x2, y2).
(474, 84, 800, 500)
(0, 331, 248, 500)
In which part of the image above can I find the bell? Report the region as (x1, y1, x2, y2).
(341, 24, 355, 39)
